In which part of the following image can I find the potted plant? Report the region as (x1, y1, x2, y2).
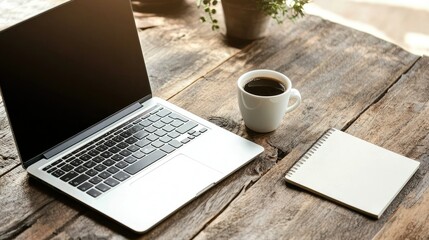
(197, 0, 309, 40)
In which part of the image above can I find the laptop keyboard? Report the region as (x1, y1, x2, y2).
(41, 105, 208, 198)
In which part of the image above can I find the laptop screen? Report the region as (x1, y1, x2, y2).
(0, 0, 151, 163)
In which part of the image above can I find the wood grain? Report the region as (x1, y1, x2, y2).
(29, 16, 419, 239)
(193, 57, 429, 240)
(0, 0, 427, 239)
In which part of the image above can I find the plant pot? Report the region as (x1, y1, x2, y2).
(221, 0, 271, 40)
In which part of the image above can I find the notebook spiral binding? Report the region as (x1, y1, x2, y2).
(285, 129, 336, 178)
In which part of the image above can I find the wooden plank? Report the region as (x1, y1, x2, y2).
(31, 17, 420, 239)
(193, 57, 429, 239)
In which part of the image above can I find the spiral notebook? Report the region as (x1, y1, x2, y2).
(285, 128, 420, 219)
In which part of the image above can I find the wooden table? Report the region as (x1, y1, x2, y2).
(1, 1, 428, 239)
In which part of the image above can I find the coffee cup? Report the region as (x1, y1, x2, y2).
(237, 69, 301, 133)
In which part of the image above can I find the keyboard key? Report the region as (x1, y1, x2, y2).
(104, 140, 116, 147)
(145, 125, 157, 133)
(181, 138, 191, 144)
(83, 161, 97, 168)
(98, 171, 111, 179)
(111, 154, 124, 161)
(136, 139, 151, 148)
(125, 137, 138, 144)
(192, 131, 201, 137)
(124, 150, 167, 175)
(107, 166, 120, 174)
(101, 151, 113, 158)
(168, 131, 180, 139)
(88, 149, 100, 157)
(113, 171, 130, 181)
(127, 145, 140, 152)
(57, 162, 66, 168)
(176, 122, 198, 134)
(87, 189, 101, 198)
(95, 145, 108, 152)
(85, 169, 98, 177)
(61, 164, 74, 172)
(141, 145, 156, 154)
(47, 167, 57, 173)
(108, 146, 121, 154)
(115, 161, 129, 169)
(124, 156, 137, 164)
(153, 122, 165, 129)
(147, 134, 158, 142)
(151, 140, 164, 148)
(188, 130, 196, 135)
(171, 120, 184, 128)
(104, 178, 120, 187)
(69, 174, 90, 187)
(140, 119, 152, 127)
(112, 136, 124, 142)
(133, 151, 145, 159)
(156, 109, 171, 117)
(160, 136, 172, 143)
(70, 159, 84, 166)
(134, 131, 149, 140)
(120, 131, 132, 138)
(89, 176, 103, 184)
(200, 128, 208, 133)
(161, 144, 176, 154)
(43, 165, 52, 171)
(154, 129, 167, 137)
(169, 139, 183, 148)
(79, 154, 92, 161)
(103, 159, 115, 166)
(60, 171, 78, 182)
(162, 125, 175, 132)
(94, 164, 107, 172)
(52, 169, 65, 177)
(75, 166, 88, 173)
(116, 142, 129, 149)
(129, 125, 143, 133)
(161, 116, 174, 124)
(78, 182, 93, 192)
(148, 115, 161, 122)
(119, 150, 132, 157)
(95, 183, 110, 192)
(92, 156, 105, 163)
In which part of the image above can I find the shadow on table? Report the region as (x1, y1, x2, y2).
(28, 177, 140, 239)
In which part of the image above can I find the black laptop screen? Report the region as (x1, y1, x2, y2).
(0, 0, 151, 163)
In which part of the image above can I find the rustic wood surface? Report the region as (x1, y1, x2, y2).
(0, 0, 428, 239)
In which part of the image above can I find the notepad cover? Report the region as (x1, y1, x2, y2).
(285, 128, 420, 218)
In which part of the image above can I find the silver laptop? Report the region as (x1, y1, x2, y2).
(0, 0, 263, 232)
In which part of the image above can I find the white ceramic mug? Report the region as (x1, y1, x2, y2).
(237, 69, 301, 133)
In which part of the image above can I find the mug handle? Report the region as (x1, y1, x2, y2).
(285, 88, 301, 113)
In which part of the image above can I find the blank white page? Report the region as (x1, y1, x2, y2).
(285, 128, 420, 218)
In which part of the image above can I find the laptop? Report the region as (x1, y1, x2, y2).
(0, 0, 263, 232)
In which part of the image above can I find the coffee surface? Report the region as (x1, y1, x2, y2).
(243, 77, 286, 96)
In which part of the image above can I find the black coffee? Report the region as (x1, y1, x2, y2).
(243, 77, 286, 96)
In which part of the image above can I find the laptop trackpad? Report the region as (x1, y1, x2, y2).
(129, 154, 222, 216)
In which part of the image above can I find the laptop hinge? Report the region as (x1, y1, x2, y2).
(42, 101, 144, 160)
